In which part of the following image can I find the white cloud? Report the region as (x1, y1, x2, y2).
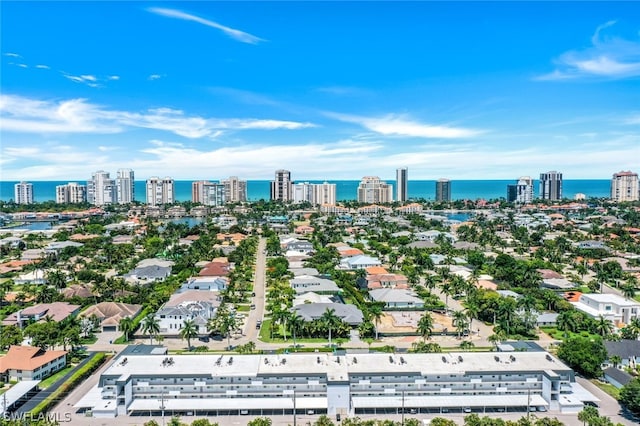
(35, 64, 50, 69)
(538, 21, 640, 80)
(148, 7, 264, 44)
(3, 52, 21, 58)
(107, 75, 120, 81)
(0, 94, 315, 138)
(328, 113, 483, 138)
(148, 74, 164, 81)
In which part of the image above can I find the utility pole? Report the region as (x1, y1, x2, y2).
(293, 390, 296, 426)
(401, 390, 405, 426)
(527, 388, 531, 422)
(160, 391, 166, 426)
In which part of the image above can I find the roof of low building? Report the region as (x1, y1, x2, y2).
(0, 346, 67, 373)
(604, 340, 640, 359)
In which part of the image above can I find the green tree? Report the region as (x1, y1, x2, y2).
(247, 417, 272, 426)
(320, 308, 341, 347)
(180, 319, 199, 350)
(577, 406, 599, 426)
(0, 325, 23, 350)
(594, 315, 614, 338)
(369, 302, 384, 340)
(417, 312, 434, 342)
(619, 377, 640, 415)
(119, 316, 134, 342)
(142, 313, 160, 344)
(557, 336, 607, 378)
(313, 415, 335, 426)
(431, 418, 457, 426)
(208, 304, 240, 350)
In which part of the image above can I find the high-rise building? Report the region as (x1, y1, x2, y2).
(313, 182, 337, 206)
(396, 167, 408, 202)
(56, 182, 87, 204)
(357, 176, 393, 204)
(611, 171, 639, 202)
(14, 182, 34, 204)
(539, 171, 563, 201)
(192, 180, 209, 204)
(270, 170, 293, 202)
(293, 182, 315, 204)
(221, 176, 247, 203)
(116, 169, 135, 204)
(507, 176, 533, 204)
(193, 181, 226, 207)
(87, 171, 116, 206)
(435, 178, 451, 202)
(146, 177, 175, 206)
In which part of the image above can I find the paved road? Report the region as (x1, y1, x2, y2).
(575, 377, 638, 426)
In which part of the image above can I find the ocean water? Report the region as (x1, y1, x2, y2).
(0, 180, 612, 203)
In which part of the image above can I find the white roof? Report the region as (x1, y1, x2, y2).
(74, 385, 104, 408)
(580, 293, 640, 307)
(0, 380, 40, 415)
(101, 352, 572, 379)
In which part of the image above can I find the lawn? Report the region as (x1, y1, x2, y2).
(591, 379, 620, 399)
(39, 365, 74, 389)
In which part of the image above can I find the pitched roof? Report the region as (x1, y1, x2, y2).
(2, 302, 80, 326)
(0, 346, 67, 373)
(603, 367, 633, 386)
(604, 340, 640, 359)
(79, 302, 142, 326)
(199, 262, 230, 277)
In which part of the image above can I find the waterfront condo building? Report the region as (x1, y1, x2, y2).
(435, 178, 451, 202)
(116, 169, 135, 204)
(313, 182, 337, 205)
(357, 176, 393, 204)
(271, 170, 293, 202)
(539, 171, 563, 201)
(87, 171, 116, 206)
(293, 182, 314, 204)
(146, 177, 175, 206)
(396, 168, 408, 202)
(14, 182, 34, 204)
(611, 171, 639, 202)
(192, 181, 225, 207)
(56, 182, 87, 204)
(507, 176, 534, 204)
(221, 176, 247, 203)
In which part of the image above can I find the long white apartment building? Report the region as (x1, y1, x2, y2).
(76, 350, 596, 419)
(87, 170, 116, 206)
(221, 176, 247, 203)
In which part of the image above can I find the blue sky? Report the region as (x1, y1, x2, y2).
(1, 1, 640, 181)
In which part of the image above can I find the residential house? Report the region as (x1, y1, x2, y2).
(123, 259, 173, 285)
(572, 293, 640, 327)
(0, 346, 67, 381)
(604, 340, 640, 369)
(79, 302, 142, 332)
(293, 303, 364, 326)
(289, 275, 341, 295)
(20, 249, 45, 262)
(181, 277, 228, 292)
(369, 288, 424, 309)
(2, 302, 81, 327)
(285, 240, 314, 255)
(339, 255, 382, 270)
(603, 367, 633, 389)
(293, 292, 335, 306)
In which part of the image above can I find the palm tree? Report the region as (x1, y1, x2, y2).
(288, 312, 305, 351)
(46, 269, 67, 291)
(368, 303, 384, 340)
(577, 406, 599, 426)
(610, 355, 622, 369)
(179, 319, 198, 350)
(459, 340, 475, 351)
(452, 310, 469, 339)
(320, 308, 341, 347)
(119, 316, 134, 342)
(208, 304, 239, 350)
(557, 311, 578, 338)
(142, 313, 160, 344)
(488, 330, 507, 349)
(621, 283, 636, 300)
(594, 315, 614, 338)
(417, 312, 434, 342)
(627, 317, 640, 339)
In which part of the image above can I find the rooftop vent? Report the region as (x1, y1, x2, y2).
(389, 356, 394, 364)
(353, 357, 358, 364)
(458, 356, 463, 363)
(510, 355, 516, 362)
(546, 354, 553, 362)
(494, 356, 500, 362)
(317, 356, 321, 364)
(228, 357, 233, 365)
(442, 356, 447, 363)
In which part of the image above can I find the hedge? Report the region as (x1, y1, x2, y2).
(30, 352, 108, 416)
